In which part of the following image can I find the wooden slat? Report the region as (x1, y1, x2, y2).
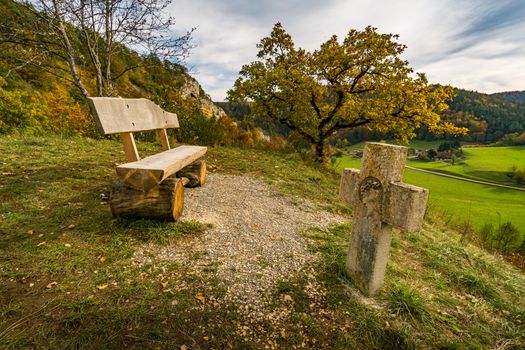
(158, 128, 170, 151)
(115, 145, 207, 191)
(88, 97, 179, 135)
(120, 132, 140, 162)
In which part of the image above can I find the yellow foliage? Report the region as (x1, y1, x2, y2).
(228, 23, 468, 161)
(44, 84, 94, 136)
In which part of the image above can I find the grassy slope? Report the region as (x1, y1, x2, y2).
(335, 154, 525, 232)
(1, 135, 524, 349)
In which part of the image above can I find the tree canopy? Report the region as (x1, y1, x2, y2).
(228, 23, 467, 161)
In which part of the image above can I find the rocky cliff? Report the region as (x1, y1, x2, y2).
(179, 76, 227, 119)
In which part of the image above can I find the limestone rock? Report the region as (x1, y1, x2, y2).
(179, 76, 227, 119)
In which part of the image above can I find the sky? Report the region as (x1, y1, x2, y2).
(168, 0, 525, 101)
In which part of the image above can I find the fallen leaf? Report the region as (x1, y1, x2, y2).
(269, 234, 277, 240)
(97, 284, 109, 290)
(46, 282, 57, 289)
(68, 224, 76, 229)
(180, 345, 187, 350)
(37, 242, 46, 247)
(64, 243, 72, 248)
(99, 256, 106, 262)
(38, 234, 44, 238)
(27, 230, 34, 235)
(161, 281, 169, 289)
(195, 292, 205, 303)
(283, 294, 294, 303)
(29, 283, 34, 288)
(250, 223, 260, 228)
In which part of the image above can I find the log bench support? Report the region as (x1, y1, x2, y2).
(88, 97, 208, 221)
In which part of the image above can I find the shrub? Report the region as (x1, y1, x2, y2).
(512, 169, 525, 185)
(0, 78, 95, 136)
(479, 223, 494, 249)
(426, 149, 437, 159)
(492, 222, 521, 253)
(0, 77, 44, 134)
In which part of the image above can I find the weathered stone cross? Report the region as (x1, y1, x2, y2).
(339, 142, 429, 296)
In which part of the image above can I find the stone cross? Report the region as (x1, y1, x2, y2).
(339, 142, 429, 296)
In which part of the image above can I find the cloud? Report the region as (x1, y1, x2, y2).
(168, 0, 525, 100)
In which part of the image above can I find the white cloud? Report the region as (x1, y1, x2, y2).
(168, 0, 525, 100)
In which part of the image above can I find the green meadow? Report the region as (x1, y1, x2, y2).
(334, 154, 525, 232)
(407, 145, 525, 186)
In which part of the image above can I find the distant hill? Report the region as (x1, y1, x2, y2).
(446, 89, 525, 142)
(491, 91, 525, 105)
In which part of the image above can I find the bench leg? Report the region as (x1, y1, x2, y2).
(176, 160, 206, 188)
(110, 178, 184, 221)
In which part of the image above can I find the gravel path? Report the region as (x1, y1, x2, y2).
(133, 173, 344, 320)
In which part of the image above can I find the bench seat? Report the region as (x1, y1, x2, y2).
(116, 145, 208, 191)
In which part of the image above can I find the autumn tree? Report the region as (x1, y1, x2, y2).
(228, 23, 467, 162)
(0, 0, 193, 97)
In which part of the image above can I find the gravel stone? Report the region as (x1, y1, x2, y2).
(133, 173, 344, 319)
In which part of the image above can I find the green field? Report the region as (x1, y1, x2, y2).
(335, 155, 525, 232)
(408, 145, 525, 186)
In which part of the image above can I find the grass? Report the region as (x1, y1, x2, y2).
(385, 285, 430, 321)
(304, 223, 525, 349)
(334, 155, 525, 234)
(1, 134, 524, 348)
(407, 145, 525, 187)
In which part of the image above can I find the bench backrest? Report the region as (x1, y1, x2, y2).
(88, 97, 179, 135)
(88, 97, 179, 162)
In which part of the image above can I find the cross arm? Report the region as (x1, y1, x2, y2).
(382, 182, 428, 232)
(339, 168, 429, 232)
(339, 168, 360, 207)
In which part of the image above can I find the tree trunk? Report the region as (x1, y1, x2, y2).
(53, 0, 90, 98)
(110, 178, 185, 221)
(104, 0, 114, 96)
(314, 141, 326, 163)
(176, 160, 206, 187)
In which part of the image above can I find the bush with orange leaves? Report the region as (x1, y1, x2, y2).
(44, 83, 96, 136)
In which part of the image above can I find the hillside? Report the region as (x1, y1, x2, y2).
(0, 0, 226, 137)
(492, 91, 525, 105)
(1, 135, 524, 348)
(445, 89, 525, 142)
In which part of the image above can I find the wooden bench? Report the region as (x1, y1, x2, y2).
(88, 97, 207, 221)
